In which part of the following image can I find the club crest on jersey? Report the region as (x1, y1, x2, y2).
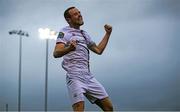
(57, 32, 64, 38)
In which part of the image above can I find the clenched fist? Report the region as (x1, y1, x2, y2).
(69, 40, 77, 51)
(104, 24, 112, 34)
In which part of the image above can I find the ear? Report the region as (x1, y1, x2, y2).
(67, 18, 71, 23)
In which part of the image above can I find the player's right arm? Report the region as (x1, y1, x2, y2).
(53, 40, 77, 58)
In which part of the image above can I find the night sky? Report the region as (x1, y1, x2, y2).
(0, 0, 180, 111)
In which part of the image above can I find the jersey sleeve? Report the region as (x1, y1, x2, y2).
(56, 31, 68, 44)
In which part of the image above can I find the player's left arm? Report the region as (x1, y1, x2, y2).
(89, 24, 112, 55)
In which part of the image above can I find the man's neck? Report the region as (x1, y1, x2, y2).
(69, 24, 80, 29)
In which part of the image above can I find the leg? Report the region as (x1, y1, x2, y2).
(72, 101, 84, 112)
(95, 97, 113, 111)
(66, 78, 85, 112)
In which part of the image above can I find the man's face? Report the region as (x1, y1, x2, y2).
(68, 8, 84, 26)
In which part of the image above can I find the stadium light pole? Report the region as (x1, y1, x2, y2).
(9, 30, 29, 112)
(38, 28, 57, 111)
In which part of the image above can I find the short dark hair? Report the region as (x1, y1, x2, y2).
(64, 7, 75, 21)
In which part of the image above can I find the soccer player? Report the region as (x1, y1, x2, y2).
(53, 6, 113, 112)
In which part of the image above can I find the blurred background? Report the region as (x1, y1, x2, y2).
(0, 0, 180, 111)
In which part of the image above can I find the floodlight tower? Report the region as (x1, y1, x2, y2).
(38, 28, 57, 111)
(9, 30, 29, 112)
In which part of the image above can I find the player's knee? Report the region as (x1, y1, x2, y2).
(72, 101, 84, 111)
(105, 104, 113, 111)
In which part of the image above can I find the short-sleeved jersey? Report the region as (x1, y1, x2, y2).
(56, 26, 95, 73)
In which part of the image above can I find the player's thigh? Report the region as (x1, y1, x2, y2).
(72, 101, 84, 111)
(95, 97, 113, 111)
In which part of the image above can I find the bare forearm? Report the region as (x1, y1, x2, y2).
(53, 46, 73, 58)
(97, 33, 110, 54)
(54, 40, 77, 58)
